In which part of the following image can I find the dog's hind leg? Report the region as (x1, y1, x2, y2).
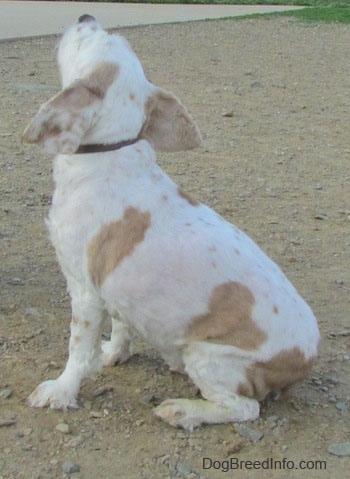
(154, 342, 259, 429)
(102, 316, 133, 366)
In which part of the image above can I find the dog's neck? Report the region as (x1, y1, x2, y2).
(75, 138, 139, 154)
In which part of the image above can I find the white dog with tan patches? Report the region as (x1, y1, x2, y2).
(23, 15, 320, 429)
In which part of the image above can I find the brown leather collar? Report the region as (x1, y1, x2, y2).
(75, 138, 139, 154)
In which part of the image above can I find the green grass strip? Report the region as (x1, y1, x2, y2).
(280, 6, 350, 23)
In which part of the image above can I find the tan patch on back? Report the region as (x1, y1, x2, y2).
(178, 187, 200, 207)
(185, 281, 267, 350)
(237, 347, 316, 401)
(88, 207, 151, 287)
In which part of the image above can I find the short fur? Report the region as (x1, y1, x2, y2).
(23, 16, 320, 429)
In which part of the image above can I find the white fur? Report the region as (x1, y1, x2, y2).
(23, 16, 320, 428)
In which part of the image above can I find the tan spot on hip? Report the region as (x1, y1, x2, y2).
(88, 207, 151, 287)
(185, 281, 267, 350)
(237, 347, 317, 401)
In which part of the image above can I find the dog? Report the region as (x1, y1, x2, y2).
(22, 15, 320, 429)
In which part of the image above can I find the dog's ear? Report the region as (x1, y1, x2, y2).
(140, 87, 202, 152)
(22, 62, 118, 155)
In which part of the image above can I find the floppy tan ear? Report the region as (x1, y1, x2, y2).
(22, 82, 101, 154)
(22, 62, 118, 155)
(140, 88, 202, 152)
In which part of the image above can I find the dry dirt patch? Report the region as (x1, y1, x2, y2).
(1, 17, 349, 479)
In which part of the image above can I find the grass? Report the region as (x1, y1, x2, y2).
(91, 1, 349, 5)
(279, 5, 350, 22)
(71, 1, 350, 24)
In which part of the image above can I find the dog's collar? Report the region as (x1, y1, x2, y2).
(75, 138, 139, 154)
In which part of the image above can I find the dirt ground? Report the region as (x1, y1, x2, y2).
(1, 16, 349, 479)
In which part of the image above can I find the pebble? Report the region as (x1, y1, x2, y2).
(61, 460, 80, 474)
(0, 388, 12, 399)
(328, 442, 350, 457)
(64, 435, 84, 448)
(176, 461, 192, 475)
(92, 384, 114, 397)
(0, 418, 16, 427)
(140, 393, 156, 405)
(25, 307, 41, 318)
(55, 422, 71, 434)
(235, 424, 264, 443)
(90, 411, 102, 419)
(314, 213, 328, 220)
(335, 402, 347, 412)
(158, 454, 170, 464)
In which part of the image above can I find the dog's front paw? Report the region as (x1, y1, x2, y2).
(28, 380, 78, 410)
(153, 399, 201, 430)
(101, 340, 133, 366)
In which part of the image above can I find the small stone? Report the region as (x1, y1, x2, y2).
(0, 418, 16, 427)
(158, 454, 170, 464)
(335, 402, 347, 412)
(61, 460, 80, 474)
(328, 442, 350, 457)
(92, 384, 114, 397)
(176, 461, 192, 475)
(140, 393, 155, 405)
(22, 428, 32, 437)
(64, 435, 84, 448)
(83, 400, 92, 410)
(235, 424, 263, 443)
(133, 420, 144, 427)
(222, 110, 234, 117)
(328, 394, 337, 403)
(0, 388, 12, 399)
(90, 411, 102, 419)
(226, 442, 246, 455)
(314, 213, 328, 220)
(25, 307, 41, 318)
(55, 422, 71, 434)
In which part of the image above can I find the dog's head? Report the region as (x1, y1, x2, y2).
(23, 15, 202, 155)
